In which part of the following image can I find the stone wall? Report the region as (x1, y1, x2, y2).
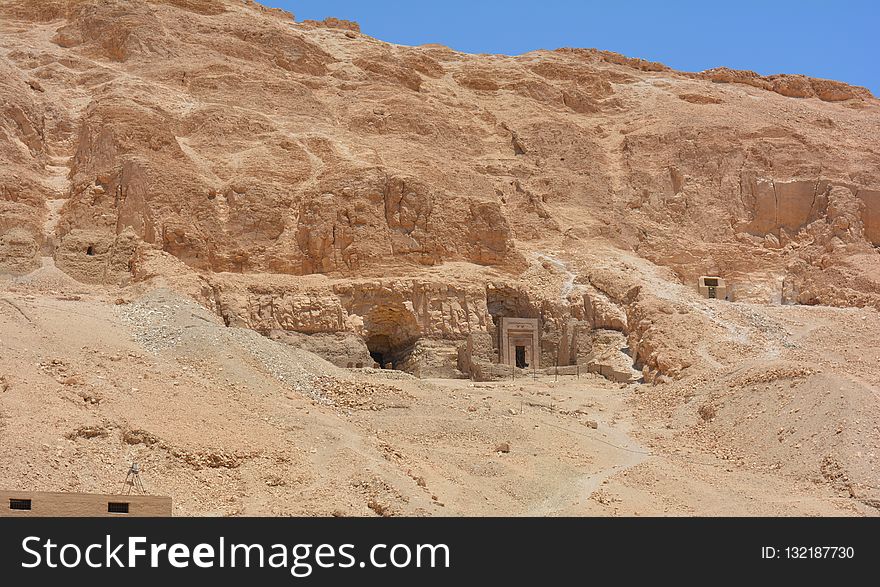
(54, 227, 138, 284)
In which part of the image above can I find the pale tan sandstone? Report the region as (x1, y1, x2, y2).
(1, 0, 879, 516)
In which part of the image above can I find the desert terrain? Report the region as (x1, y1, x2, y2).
(1, 0, 878, 516)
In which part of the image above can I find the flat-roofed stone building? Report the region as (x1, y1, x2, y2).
(0, 490, 172, 517)
(698, 276, 728, 300)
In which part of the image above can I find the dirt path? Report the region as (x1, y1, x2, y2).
(523, 409, 651, 515)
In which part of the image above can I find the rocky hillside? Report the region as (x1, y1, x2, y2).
(2, 0, 880, 373)
(1, 0, 879, 513)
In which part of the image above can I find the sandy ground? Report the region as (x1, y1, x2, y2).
(1, 260, 873, 516)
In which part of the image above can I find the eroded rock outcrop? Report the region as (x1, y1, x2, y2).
(1, 0, 879, 379)
(698, 67, 873, 102)
(586, 329, 641, 383)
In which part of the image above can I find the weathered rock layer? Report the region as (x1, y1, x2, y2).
(1, 0, 879, 379)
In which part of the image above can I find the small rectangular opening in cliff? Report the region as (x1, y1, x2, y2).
(515, 345, 527, 368)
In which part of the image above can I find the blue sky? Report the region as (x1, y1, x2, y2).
(265, 0, 879, 95)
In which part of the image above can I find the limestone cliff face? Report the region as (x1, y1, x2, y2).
(239, 280, 491, 341)
(2, 0, 880, 378)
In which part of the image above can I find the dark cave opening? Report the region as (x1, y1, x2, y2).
(368, 334, 391, 369)
(360, 302, 422, 371)
(366, 334, 415, 370)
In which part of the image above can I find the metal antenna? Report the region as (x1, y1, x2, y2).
(120, 463, 147, 495)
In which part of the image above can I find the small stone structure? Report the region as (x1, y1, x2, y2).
(456, 315, 643, 383)
(499, 317, 540, 368)
(0, 490, 172, 517)
(698, 276, 728, 300)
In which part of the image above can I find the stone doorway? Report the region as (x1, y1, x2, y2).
(499, 317, 540, 368)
